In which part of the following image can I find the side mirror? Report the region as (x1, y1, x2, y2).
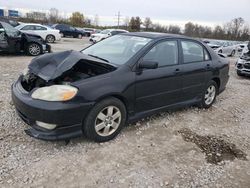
(139, 60, 158, 69)
(108, 33, 112, 36)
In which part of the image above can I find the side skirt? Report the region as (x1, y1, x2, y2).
(128, 98, 201, 124)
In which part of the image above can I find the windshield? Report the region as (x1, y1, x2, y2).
(82, 35, 152, 65)
(100, 29, 111, 34)
(1, 22, 20, 37)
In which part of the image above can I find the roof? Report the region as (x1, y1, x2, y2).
(123, 32, 185, 39)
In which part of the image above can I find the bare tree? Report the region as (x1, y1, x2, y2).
(93, 14, 99, 26)
(123, 17, 130, 29)
(168, 25, 181, 34)
(144, 17, 153, 31)
(48, 8, 59, 23)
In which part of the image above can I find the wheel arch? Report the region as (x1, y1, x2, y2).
(212, 77, 221, 92)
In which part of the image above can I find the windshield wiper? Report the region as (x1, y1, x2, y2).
(88, 54, 109, 63)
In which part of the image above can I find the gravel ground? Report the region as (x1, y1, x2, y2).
(0, 38, 250, 188)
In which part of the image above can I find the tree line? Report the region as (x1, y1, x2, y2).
(127, 17, 249, 41)
(14, 8, 249, 41)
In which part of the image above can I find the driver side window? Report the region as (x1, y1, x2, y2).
(143, 40, 178, 67)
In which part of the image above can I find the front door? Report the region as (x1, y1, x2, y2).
(135, 40, 183, 112)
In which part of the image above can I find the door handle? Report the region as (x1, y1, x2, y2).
(175, 68, 181, 75)
(206, 64, 211, 70)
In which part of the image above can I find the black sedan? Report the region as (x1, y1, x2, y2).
(52, 24, 86, 38)
(12, 32, 229, 142)
(0, 21, 50, 56)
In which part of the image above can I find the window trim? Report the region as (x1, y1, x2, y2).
(140, 39, 180, 68)
(180, 39, 211, 64)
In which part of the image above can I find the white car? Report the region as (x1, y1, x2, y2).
(90, 29, 128, 43)
(214, 41, 237, 57)
(16, 23, 61, 43)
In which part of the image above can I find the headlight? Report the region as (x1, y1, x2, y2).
(31, 85, 78, 101)
(22, 68, 29, 76)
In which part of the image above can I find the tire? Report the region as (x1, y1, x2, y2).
(83, 97, 127, 142)
(46, 35, 55, 43)
(60, 32, 64, 37)
(237, 71, 244, 77)
(230, 50, 236, 57)
(26, 43, 42, 56)
(199, 80, 218, 109)
(78, 34, 82, 39)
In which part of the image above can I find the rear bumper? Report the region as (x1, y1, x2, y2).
(11, 79, 94, 141)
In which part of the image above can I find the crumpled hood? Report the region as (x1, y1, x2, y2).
(28, 50, 111, 82)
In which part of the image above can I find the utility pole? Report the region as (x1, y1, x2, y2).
(115, 11, 121, 28)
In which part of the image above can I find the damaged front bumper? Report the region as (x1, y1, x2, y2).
(42, 44, 51, 53)
(11, 79, 94, 141)
(235, 58, 250, 76)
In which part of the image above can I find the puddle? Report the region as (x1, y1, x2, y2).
(178, 128, 247, 164)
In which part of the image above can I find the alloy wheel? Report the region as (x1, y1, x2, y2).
(95, 106, 121, 137)
(46, 35, 55, 43)
(204, 85, 216, 105)
(28, 44, 41, 56)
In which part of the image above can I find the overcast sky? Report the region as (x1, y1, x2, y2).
(0, 0, 249, 27)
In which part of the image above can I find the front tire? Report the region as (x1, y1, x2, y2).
(26, 43, 42, 56)
(83, 97, 127, 142)
(199, 80, 218, 108)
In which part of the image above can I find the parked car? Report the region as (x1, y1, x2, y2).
(12, 32, 229, 142)
(235, 41, 250, 76)
(214, 41, 237, 56)
(52, 24, 86, 38)
(236, 43, 247, 53)
(0, 21, 50, 56)
(0, 17, 20, 27)
(83, 28, 96, 37)
(15, 23, 61, 43)
(89, 29, 128, 43)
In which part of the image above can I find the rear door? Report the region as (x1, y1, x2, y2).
(179, 40, 212, 101)
(33, 25, 47, 40)
(135, 40, 183, 112)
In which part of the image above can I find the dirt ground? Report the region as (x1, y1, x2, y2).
(0, 38, 250, 188)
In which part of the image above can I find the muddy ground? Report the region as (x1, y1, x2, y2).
(0, 38, 250, 188)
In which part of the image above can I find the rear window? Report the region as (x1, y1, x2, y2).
(181, 41, 206, 63)
(21, 25, 35, 30)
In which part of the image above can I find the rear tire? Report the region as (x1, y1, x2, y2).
(199, 80, 218, 109)
(237, 71, 244, 77)
(26, 43, 42, 56)
(46, 35, 55, 43)
(83, 97, 127, 142)
(78, 34, 82, 39)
